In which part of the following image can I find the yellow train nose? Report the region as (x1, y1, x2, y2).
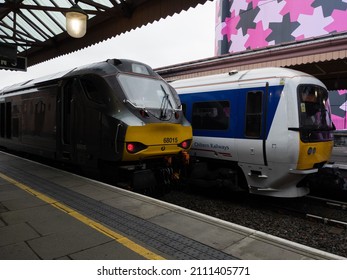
(296, 140, 333, 169)
(122, 123, 192, 161)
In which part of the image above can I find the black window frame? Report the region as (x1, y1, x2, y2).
(80, 76, 108, 105)
(191, 100, 230, 130)
(245, 90, 263, 138)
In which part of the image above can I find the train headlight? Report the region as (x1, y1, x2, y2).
(307, 147, 316, 155)
(178, 139, 192, 150)
(126, 142, 148, 153)
(139, 109, 149, 118)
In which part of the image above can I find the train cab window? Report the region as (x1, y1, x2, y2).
(298, 85, 332, 129)
(192, 101, 229, 130)
(118, 74, 178, 110)
(245, 91, 263, 138)
(297, 85, 334, 142)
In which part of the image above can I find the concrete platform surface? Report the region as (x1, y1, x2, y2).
(0, 151, 345, 260)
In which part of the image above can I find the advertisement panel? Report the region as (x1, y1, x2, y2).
(216, 0, 347, 129)
(216, 0, 347, 55)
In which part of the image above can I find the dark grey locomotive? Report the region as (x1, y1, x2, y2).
(0, 59, 192, 191)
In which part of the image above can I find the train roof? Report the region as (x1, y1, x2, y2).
(171, 67, 316, 89)
(0, 68, 74, 95)
(0, 59, 157, 95)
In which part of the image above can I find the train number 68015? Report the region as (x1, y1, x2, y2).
(163, 137, 178, 144)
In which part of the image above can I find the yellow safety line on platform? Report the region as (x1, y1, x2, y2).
(0, 172, 165, 260)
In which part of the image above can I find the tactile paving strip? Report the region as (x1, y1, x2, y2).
(1, 163, 237, 260)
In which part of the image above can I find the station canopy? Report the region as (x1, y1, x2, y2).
(0, 0, 209, 67)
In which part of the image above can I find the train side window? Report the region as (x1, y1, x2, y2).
(245, 91, 263, 138)
(12, 118, 19, 138)
(192, 101, 229, 130)
(182, 103, 187, 116)
(80, 78, 106, 105)
(11, 104, 19, 138)
(0, 103, 5, 138)
(5, 102, 12, 139)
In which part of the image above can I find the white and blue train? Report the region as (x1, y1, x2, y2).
(172, 67, 335, 197)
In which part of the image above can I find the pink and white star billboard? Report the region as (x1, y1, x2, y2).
(216, 0, 347, 129)
(216, 0, 347, 55)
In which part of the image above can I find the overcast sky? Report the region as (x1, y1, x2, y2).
(0, 1, 215, 88)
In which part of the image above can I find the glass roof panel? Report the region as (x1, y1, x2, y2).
(78, 0, 114, 10)
(79, 3, 98, 11)
(32, 0, 70, 9)
(92, 0, 114, 8)
(16, 13, 46, 41)
(2, 15, 14, 37)
(20, 9, 57, 37)
(4, 39, 16, 45)
(14, 24, 40, 43)
(46, 11, 66, 32)
(0, 26, 12, 39)
(24, 0, 68, 33)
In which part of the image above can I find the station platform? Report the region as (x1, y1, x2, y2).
(0, 151, 345, 260)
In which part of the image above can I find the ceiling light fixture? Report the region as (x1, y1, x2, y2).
(66, 3, 88, 38)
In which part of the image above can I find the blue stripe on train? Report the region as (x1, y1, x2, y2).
(179, 85, 284, 139)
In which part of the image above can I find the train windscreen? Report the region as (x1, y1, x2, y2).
(297, 84, 334, 142)
(118, 73, 180, 119)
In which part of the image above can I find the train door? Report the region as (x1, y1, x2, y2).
(59, 78, 85, 161)
(238, 85, 269, 166)
(0, 101, 12, 140)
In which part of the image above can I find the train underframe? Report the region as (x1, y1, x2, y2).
(98, 151, 190, 195)
(183, 157, 248, 192)
(183, 157, 347, 197)
(297, 166, 347, 193)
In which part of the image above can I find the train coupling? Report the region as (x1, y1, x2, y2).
(301, 165, 347, 191)
(324, 164, 347, 191)
(162, 151, 190, 182)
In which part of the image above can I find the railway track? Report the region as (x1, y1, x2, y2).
(244, 194, 347, 229)
(304, 195, 347, 228)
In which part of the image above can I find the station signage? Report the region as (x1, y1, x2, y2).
(0, 56, 27, 71)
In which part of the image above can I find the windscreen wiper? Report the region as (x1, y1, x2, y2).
(160, 85, 173, 119)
